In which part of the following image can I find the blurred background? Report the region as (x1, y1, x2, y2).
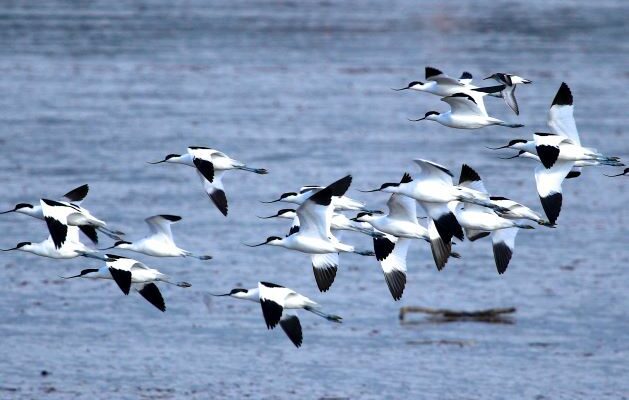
(0, 1, 627, 398)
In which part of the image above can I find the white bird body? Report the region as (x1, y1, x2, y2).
(106, 215, 212, 260)
(261, 209, 380, 238)
(354, 194, 428, 240)
(414, 93, 523, 130)
(454, 204, 522, 231)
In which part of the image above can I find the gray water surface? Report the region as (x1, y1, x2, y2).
(0, 1, 628, 399)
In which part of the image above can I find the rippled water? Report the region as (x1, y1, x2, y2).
(0, 1, 628, 398)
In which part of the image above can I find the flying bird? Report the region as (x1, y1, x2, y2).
(61, 254, 191, 312)
(149, 146, 268, 216)
(2, 199, 109, 260)
(248, 175, 374, 292)
(483, 72, 532, 115)
(410, 93, 524, 129)
(0, 184, 124, 244)
(211, 281, 341, 347)
(456, 165, 535, 273)
(100, 215, 212, 260)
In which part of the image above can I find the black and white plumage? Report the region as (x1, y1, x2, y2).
(0, 199, 108, 260)
(250, 176, 374, 292)
(483, 72, 532, 115)
(149, 146, 268, 216)
(212, 282, 342, 348)
(456, 165, 535, 274)
(373, 235, 409, 300)
(61, 254, 191, 312)
(0, 184, 123, 244)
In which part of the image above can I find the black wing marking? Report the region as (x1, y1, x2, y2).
(279, 315, 303, 348)
(79, 225, 98, 244)
(45, 217, 68, 250)
(193, 157, 215, 182)
(260, 299, 284, 329)
(138, 283, 166, 312)
(62, 184, 89, 203)
(108, 267, 132, 295)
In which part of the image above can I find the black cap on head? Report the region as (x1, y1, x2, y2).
(380, 182, 400, 190)
(165, 154, 180, 160)
(508, 139, 527, 146)
(229, 288, 248, 295)
(279, 192, 297, 199)
(15, 203, 34, 210)
(408, 81, 422, 86)
(16, 241, 31, 248)
(266, 236, 282, 242)
(113, 240, 132, 246)
(425, 111, 440, 117)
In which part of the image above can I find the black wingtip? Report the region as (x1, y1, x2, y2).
(384, 270, 406, 301)
(459, 71, 472, 80)
(79, 225, 98, 244)
(493, 242, 513, 274)
(312, 265, 337, 292)
(425, 66, 443, 79)
(552, 82, 573, 106)
(565, 170, 581, 179)
(209, 189, 228, 216)
(434, 212, 464, 243)
(400, 172, 413, 184)
(308, 175, 352, 206)
(540, 192, 562, 226)
(279, 315, 303, 348)
(44, 216, 68, 250)
(458, 164, 481, 185)
(138, 283, 166, 312)
(63, 184, 89, 203)
(158, 214, 182, 222)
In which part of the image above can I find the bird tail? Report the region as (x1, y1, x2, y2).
(304, 306, 342, 323)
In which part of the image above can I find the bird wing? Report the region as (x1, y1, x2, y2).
(427, 217, 453, 271)
(418, 201, 464, 243)
(458, 164, 488, 194)
(311, 253, 339, 292)
(279, 312, 303, 347)
(373, 235, 409, 301)
(491, 227, 520, 274)
(187, 146, 219, 161)
(426, 67, 464, 86)
(547, 82, 580, 145)
(296, 176, 352, 240)
(534, 160, 575, 225)
(441, 93, 484, 116)
(135, 282, 166, 312)
(258, 282, 293, 329)
(502, 84, 520, 115)
(413, 159, 454, 185)
(40, 199, 82, 249)
(287, 215, 301, 236)
(386, 194, 417, 221)
(144, 214, 181, 242)
(197, 169, 228, 216)
(533, 133, 573, 169)
(61, 184, 89, 204)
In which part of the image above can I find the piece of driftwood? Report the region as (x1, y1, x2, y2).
(399, 306, 516, 324)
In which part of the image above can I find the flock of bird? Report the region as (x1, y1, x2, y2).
(2, 67, 625, 347)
